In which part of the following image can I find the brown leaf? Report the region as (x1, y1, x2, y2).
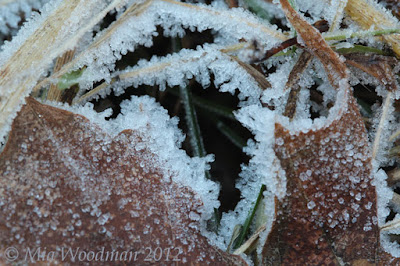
(0, 97, 246, 265)
(345, 53, 399, 92)
(261, 1, 400, 264)
(264, 92, 379, 264)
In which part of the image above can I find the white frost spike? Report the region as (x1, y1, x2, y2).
(56, 94, 220, 222)
(38, 0, 285, 100)
(0, 0, 126, 144)
(74, 44, 265, 106)
(0, 0, 50, 36)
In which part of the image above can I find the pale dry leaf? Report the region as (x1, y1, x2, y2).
(328, 0, 347, 31)
(75, 45, 265, 105)
(35, 0, 286, 97)
(345, 0, 400, 57)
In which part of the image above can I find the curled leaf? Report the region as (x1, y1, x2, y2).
(264, 94, 377, 264)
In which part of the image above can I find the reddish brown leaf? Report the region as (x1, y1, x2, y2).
(345, 53, 399, 92)
(0, 97, 246, 265)
(264, 92, 379, 264)
(252, 19, 328, 63)
(261, 1, 400, 264)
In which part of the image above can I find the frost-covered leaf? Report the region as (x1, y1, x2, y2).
(76, 44, 265, 105)
(265, 94, 378, 264)
(0, 97, 246, 265)
(259, 1, 400, 263)
(39, 0, 285, 96)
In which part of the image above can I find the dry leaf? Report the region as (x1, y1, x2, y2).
(345, 53, 399, 92)
(233, 57, 271, 90)
(345, 0, 400, 57)
(0, 0, 122, 143)
(260, 1, 400, 264)
(0, 98, 246, 265)
(264, 94, 377, 264)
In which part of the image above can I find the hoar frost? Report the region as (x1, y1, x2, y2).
(57, 94, 220, 222)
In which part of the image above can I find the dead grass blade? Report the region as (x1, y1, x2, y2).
(0, 0, 125, 142)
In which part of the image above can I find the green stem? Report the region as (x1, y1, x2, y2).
(180, 84, 218, 228)
(57, 67, 86, 90)
(180, 86, 206, 158)
(172, 37, 218, 228)
(356, 97, 373, 117)
(335, 44, 389, 55)
(324, 28, 400, 41)
(193, 96, 236, 121)
(215, 120, 247, 149)
(288, 0, 297, 10)
(168, 87, 236, 121)
(233, 184, 266, 250)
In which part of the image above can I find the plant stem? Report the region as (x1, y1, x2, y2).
(324, 28, 400, 41)
(335, 44, 389, 55)
(168, 87, 236, 121)
(180, 85, 207, 156)
(215, 120, 247, 149)
(233, 184, 266, 250)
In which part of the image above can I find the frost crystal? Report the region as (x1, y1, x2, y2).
(58, 94, 220, 221)
(0, 0, 50, 37)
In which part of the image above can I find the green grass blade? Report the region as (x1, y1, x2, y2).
(168, 87, 236, 121)
(335, 44, 389, 55)
(180, 85, 206, 158)
(215, 119, 247, 149)
(57, 68, 85, 90)
(233, 184, 266, 250)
